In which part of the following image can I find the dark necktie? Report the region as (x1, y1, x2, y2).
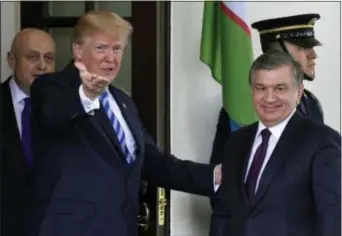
(245, 128, 271, 201)
(21, 97, 32, 168)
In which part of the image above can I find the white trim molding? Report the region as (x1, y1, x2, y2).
(1, 2, 20, 81)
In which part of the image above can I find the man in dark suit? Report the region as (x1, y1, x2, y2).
(209, 51, 340, 236)
(22, 11, 221, 236)
(210, 14, 324, 165)
(0, 28, 56, 236)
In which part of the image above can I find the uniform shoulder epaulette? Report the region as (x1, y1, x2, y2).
(304, 89, 318, 101)
(304, 89, 324, 120)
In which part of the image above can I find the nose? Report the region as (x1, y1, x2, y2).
(307, 48, 317, 59)
(105, 50, 115, 63)
(264, 90, 276, 103)
(37, 58, 47, 71)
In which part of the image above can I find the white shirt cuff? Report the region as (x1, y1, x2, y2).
(214, 184, 220, 192)
(213, 165, 221, 192)
(78, 85, 100, 115)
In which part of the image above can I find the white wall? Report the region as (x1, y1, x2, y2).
(170, 2, 221, 236)
(170, 2, 341, 236)
(1, 2, 20, 81)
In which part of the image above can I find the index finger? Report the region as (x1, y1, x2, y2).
(74, 61, 87, 73)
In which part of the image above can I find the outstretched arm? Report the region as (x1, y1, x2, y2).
(142, 129, 219, 197)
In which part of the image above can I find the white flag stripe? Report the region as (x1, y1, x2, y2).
(222, 1, 251, 31)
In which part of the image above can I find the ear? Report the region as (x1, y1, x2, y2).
(72, 42, 83, 61)
(297, 82, 304, 103)
(7, 52, 15, 70)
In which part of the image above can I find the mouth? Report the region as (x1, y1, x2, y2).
(262, 105, 282, 112)
(101, 68, 115, 74)
(306, 66, 315, 77)
(32, 73, 44, 78)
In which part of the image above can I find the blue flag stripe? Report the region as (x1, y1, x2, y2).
(229, 118, 240, 132)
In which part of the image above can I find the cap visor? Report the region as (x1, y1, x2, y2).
(286, 37, 322, 48)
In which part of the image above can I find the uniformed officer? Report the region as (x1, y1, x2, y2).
(252, 13, 324, 122)
(210, 13, 324, 166)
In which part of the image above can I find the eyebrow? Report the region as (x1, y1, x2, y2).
(44, 52, 55, 57)
(274, 83, 288, 87)
(26, 50, 40, 54)
(27, 49, 54, 54)
(254, 83, 288, 87)
(95, 41, 123, 46)
(95, 41, 108, 45)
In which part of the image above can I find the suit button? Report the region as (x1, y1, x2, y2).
(122, 206, 128, 217)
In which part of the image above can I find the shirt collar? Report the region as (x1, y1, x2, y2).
(256, 109, 296, 141)
(9, 77, 29, 104)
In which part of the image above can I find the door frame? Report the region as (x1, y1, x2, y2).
(130, 2, 171, 236)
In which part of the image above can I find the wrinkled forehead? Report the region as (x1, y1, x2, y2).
(18, 34, 55, 55)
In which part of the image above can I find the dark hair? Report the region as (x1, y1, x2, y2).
(248, 50, 304, 87)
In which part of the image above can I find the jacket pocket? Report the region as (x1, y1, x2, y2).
(40, 199, 95, 236)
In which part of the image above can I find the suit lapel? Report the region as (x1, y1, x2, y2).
(1, 79, 30, 172)
(239, 124, 258, 209)
(62, 63, 142, 166)
(93, 86, 142, 166)
(250, 113, 302, 207)
(94, 107, 128, 162)
(61, 63, 127, 165)
(108, 87, 142, 162)
(86, 113, 125, 167)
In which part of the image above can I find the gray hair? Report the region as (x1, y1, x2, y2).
(248, 50, 304, 87)
(261, 41, 283, 53)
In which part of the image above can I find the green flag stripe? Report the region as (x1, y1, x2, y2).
(200, 1, 258, 126)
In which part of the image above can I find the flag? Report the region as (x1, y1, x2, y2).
(200, 1, 257, 129)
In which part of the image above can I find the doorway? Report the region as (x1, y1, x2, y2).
(19, 1, 171, 236)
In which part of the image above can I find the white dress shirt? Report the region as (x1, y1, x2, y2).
(78, 85, 136, 157)
(244, 109, 296, 193)
(9, 78, 29, 137)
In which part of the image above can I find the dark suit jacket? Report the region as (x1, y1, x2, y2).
(210, 89, 324, 165)
(21, 63, 215, 236)
(210, 112, 341, 236)
(1, 78, 33, 236)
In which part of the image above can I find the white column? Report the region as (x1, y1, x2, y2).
(1, 2, 20, 81)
